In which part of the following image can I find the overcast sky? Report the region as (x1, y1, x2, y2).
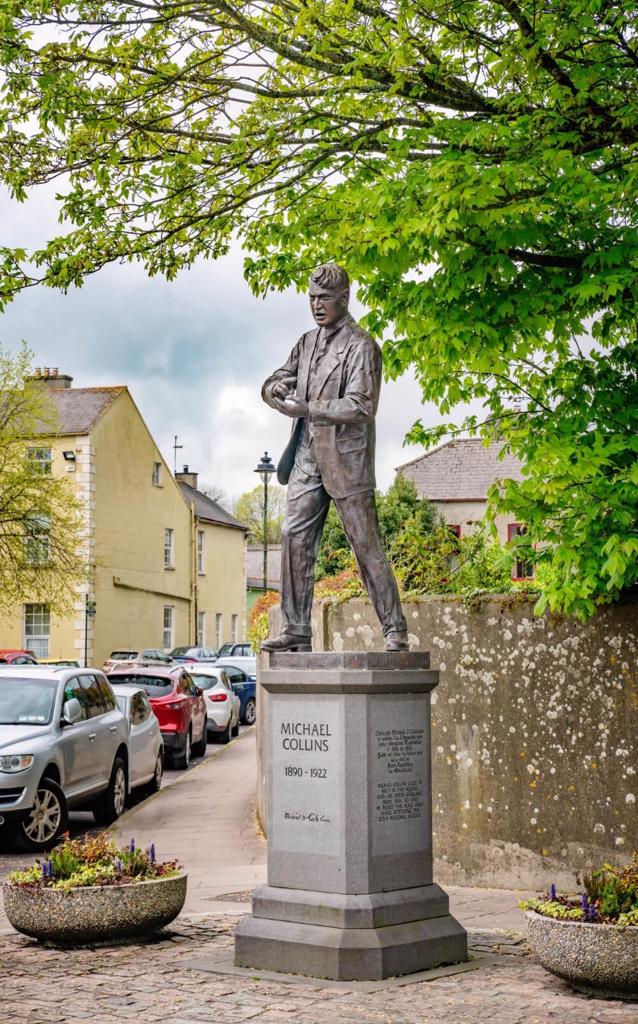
(0, 186, 442, 504)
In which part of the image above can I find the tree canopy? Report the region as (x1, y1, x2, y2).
(234, 482, 286, 545)
(1, 1, 637, 616)
(0, 347, 86, 611)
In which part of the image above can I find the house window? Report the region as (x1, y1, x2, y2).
(24, 603, 50, 658)
(231, 614, 238, 642)
(162, 606, 174, 649)
(215, 613, 222, 651)
(25, 514, 51, 565)
(197, 530, 205, 574)
(152, 462, 162, 486)
(27, 447, 52, 475)
(508, 523, 535, 580)
(197, 611, 206, 646)
(164, 528, 174, 568)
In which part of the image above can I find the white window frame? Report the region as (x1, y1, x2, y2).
(162, 606, 174, 650)
(215, 613, 222, 651)
(231, 614, 238, 643)
(24, 603, 50, 658)
(25, 514, 51, 565)
(197, 610, 206, 647)
(152, 462, 162, 487)
(27, 447, 52, 475)
(197, 530, 205, 574)
(164, 527, 174, 568)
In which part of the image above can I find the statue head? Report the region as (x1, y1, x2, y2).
(309, 263, 350, 329)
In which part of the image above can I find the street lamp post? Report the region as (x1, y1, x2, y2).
(254, 451, 275, 591)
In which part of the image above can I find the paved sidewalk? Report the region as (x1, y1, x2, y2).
(2, 729, 636, 1022)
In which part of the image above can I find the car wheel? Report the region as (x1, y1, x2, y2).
(232, 716, 240, 738)
(93, 756, 128, 825)
(20, 779, 68, 852)
(173, 730, 191, 770)
(242, 698, 256, 726)
(191, 717, 207, 758)
(146, 750, 164, 795)
(218, 719, 232, 745)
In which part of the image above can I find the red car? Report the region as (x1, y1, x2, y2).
(107, 665, 207, 769)
(0, 649, 38, 665)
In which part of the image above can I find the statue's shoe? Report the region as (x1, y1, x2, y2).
(385, 630, 409, 652)
(260, 633, 312, 653)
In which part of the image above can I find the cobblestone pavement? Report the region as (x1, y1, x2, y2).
(2, 913, 637, 1024)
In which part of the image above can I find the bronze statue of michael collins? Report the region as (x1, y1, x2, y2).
(260, 263, 408, 654)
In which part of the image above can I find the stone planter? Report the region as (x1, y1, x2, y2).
(3, 873, 187, 945)
(526, 910, 638, 1000)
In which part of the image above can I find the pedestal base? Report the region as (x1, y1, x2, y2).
(235, 652, 468, 982)
(235, 883, 467, 981)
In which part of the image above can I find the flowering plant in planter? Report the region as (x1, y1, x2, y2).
(520, 855, 638, 927)
(3, 832, 186, 945)
(521, 855, 638, 1001)
(8, 832, 181, 892)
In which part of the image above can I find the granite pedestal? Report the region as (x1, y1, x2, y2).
(234, 651, 467, 981)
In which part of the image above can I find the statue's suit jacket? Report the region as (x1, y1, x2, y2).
(262, 315, 382, 500)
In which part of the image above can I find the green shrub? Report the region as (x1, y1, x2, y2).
(8, 832, 180, 891)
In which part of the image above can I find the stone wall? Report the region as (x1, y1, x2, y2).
(265, 594, 638, 890)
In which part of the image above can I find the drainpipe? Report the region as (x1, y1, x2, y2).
(191, 501, 197, 645)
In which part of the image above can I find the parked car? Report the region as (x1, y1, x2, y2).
(215, 642, 254, 659)
(102, 649, 173, 673)
(111, 684, 164, 794)
(214, 659, 257, 725)
(169, 645, 217, 664)
(106, 666, 206, 770)
(39, 658, 81, 668)
(188, 666, 240, 744)
(0, 667, 130, 851)
(0, 650, 38, 665)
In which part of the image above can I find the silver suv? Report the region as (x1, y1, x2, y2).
(0, 667, 130, 851)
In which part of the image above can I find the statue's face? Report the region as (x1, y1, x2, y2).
(309, 281, 348, 328)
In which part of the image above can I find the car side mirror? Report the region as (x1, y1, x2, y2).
(61, 697, 83, 726)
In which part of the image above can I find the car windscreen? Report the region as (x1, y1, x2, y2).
(110, 651, 138, 660)
(216, 643, 233, 657)
(110, 675, 173, 697)
(0, 678, 58, 725)
(170, 647, 192, 657)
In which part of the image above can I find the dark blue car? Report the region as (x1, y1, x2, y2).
(216, 664, 256, 725)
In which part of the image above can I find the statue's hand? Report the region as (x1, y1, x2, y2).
(278, 395, 309, 418)
(271, 375, 297, 401)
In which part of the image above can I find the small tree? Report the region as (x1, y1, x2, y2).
(0, 347, 86, 613)
(234, 484, 286, 546)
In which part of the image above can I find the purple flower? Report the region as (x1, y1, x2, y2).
(41, 862, 47, 882)
(149, 843, 156, 864)
(588, 903, 597, 922)
(549, 883, 556, 901)
(48, 860, 54, 880)
(130, 838, 135, 853)
(115, 859, 123, 873)
(581, 892, 588, 914)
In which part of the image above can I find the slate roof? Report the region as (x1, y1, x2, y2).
(397, 438, 524, 501)
(34, 387, 125, 435)
(178, 482, 247, 532)
(246, 544, 281, 590)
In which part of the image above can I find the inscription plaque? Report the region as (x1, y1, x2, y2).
(270, 695, 341, 856)
(370, 697, 428, 856)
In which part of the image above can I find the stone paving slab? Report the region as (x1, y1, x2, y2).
(2, 913, 637, 1024)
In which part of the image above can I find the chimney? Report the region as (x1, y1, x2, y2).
(175, 464, 199, 490)
(30, 367, 73, 390)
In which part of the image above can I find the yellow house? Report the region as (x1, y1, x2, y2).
(0, 370, 247, 666)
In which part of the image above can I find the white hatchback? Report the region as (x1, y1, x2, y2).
(188, 666, 240, 745)
(110, 684, 164, 795)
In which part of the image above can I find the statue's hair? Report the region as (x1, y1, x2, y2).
(310, 263, 350, 293)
